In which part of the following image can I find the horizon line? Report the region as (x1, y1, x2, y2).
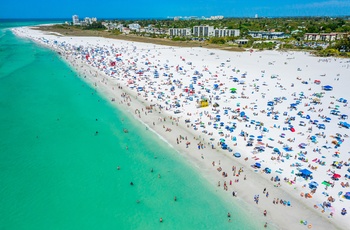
(1, 15, 350, 21)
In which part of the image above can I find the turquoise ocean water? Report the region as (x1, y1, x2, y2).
(0, 20, 261, 229)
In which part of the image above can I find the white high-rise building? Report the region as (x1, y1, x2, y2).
(255, 14, 258, 19)
(84, 17, 92, 25)
(193, 25, 214, 37)
(72, 15, 79, 25)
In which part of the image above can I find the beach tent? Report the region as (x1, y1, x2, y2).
(341, 114, 348, 119)
(322, 181, 331, 187)
(339, 122, 350, 129)
(299, 169, 313, 179)
(344, 192, 350, 200)
(264, 167, 271, 174)
(233, 152, 241, 158)
(338, 98, 347, 103)
(322, 85, 333, 91)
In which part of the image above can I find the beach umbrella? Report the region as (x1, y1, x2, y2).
(233, 152, 241, 158)
(333, 174, 341, 179)
(309, 181, 319, 187)
(322, 85, 333, 91)
(230, 87, 237, 92)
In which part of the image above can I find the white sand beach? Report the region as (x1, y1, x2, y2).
(13, 26, 350, 229)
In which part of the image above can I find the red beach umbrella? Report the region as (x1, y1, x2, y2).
(333, 174, 341, 179)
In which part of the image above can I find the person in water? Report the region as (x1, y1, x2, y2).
(174, 196, 177, 201)
(159, 217, 163, 223)
(130, 182, 134, 186)
(227, 212, 231, 218)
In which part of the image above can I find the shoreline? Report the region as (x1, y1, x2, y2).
(12, 26, 350, 229)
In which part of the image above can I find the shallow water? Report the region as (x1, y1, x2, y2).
(0, 20, 262, 229)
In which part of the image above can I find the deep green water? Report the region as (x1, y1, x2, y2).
(0, 20, 261, 229)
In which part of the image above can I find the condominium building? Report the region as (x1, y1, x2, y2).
(193, 25, 214, 37)
(248, 31, 288, 39)
(84, 17, 92, 25)
(304, 33, 347, 42)
(169, 28, 191, 37)
(72, 15, 79, 25)
(214, 29, 240, 37)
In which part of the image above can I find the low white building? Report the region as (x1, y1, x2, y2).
(248, 31, 288, 39)
(214, 29, 240, 37)
(169, 28, 191, 37)
(304, 33, 347, 42)
(209, 15, 224, 20)
(128, 23, 141, 32)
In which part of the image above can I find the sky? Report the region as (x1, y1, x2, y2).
(1, 0, 350, 19)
